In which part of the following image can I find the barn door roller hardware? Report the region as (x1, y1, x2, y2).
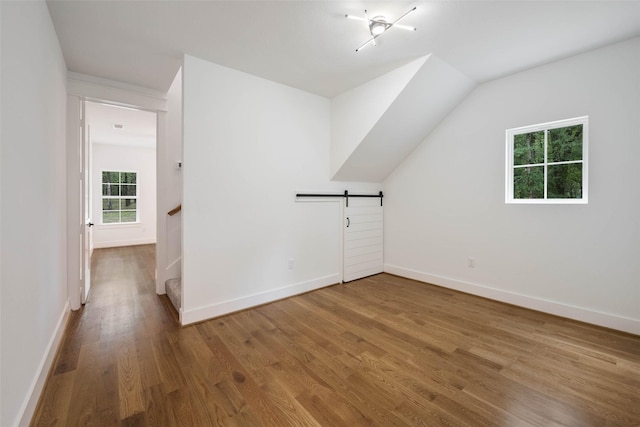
(295, 190, 383, 207)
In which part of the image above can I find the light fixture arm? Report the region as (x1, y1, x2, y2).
(364, 10, 377, 47)
(355, 34, 381, 52)
(392, 6, 417, 27)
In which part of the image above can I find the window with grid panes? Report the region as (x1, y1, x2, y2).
(102, 171, 138, 223)
(506, 117, 588, 204)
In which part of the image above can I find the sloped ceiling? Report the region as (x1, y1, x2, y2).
(45, 1, 640, 183)
(332, 55, 476, 183)
(330, 56, 429, 178)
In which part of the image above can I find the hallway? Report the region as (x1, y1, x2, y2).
(32, 244, 179, 425)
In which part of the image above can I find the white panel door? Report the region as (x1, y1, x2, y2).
(343, 197, 383, 282)
(80, 101, 92, 304)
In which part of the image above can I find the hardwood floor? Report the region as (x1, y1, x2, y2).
(31, 245, 640, 426)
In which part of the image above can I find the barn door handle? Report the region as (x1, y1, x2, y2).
(346, 217, 350, 227)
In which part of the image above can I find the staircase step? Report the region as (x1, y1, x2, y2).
(165, 278, 181, 312)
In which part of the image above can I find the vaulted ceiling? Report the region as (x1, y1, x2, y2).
(47, 1, 640, 183)
(47, 1, 640, 98)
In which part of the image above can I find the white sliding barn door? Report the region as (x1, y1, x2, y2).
(343, 197, 383, 282)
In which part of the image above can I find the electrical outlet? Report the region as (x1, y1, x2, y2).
(467, 257, 475, 268)
(288, 258, 295, 270)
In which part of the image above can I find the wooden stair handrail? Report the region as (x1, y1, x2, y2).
(167, 204, 182, 216)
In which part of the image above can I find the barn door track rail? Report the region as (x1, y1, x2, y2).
(295, 190, 383, 207)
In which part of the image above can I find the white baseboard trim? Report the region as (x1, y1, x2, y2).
(181, 273, 341, 326)
(18, 301, 71, 427)
(93, 238, 156, 249)
(385, 264, 640, 335)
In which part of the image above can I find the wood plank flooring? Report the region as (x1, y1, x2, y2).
(31, 245, 640, 426)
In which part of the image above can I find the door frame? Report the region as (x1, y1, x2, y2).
(66, 74, 167, 310)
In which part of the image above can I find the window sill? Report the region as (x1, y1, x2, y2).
(506, 199, 588, 205)
(97, 222, 142, 228)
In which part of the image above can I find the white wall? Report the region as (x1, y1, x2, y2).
(0, 2, 70, 426)
(384, 37, 640, 334)
(182, 55, 378, 324)
(0, 0, 3, 419)
(157, 67, 183, 294)
(91, 143, 157, 248)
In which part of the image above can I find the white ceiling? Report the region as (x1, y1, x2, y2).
(47, 1, 640, 99)
(86, 101, 156, 148)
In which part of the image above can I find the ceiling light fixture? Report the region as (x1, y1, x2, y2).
(370, 16, 389, 35)
(346, 6, 417, 52)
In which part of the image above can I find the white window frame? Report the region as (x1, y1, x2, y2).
(101, 170, 139, 224)
(505, 116, 588, 204)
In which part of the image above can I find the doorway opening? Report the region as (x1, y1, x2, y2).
(82, 100, 158, 303)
